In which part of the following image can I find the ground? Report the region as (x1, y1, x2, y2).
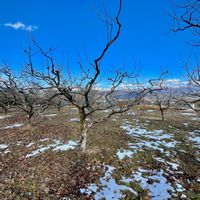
(0, 106, 200, 200)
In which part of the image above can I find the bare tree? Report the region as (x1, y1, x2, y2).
(169, 0, 200, 113)
(45, 90, 68, 114)
(151, 88, 172, 121)
(170, 0, 200, 46)
(179, 64, 200, 113)
(0, 66, 47, 125)
(24, 0, 165, 151)
(0, 86, 15, 115)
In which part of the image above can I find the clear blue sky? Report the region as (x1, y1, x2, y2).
(0, 0, 198, 82)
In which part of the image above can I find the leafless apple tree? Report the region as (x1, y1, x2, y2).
(46, 92, 68, 114)
(151, 88, 172, 121)
(24, 0, 165, 151)
(169, 0, 200, 112)
(179, 64, 200, 113)
(0, 66, 48, 124)
(0, 81, 15, 116)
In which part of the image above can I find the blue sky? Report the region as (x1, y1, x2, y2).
(0, 0, 199, 84)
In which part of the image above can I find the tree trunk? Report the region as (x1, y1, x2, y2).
(159, 102, 165, 122)
(4, 107, 8, 116)
(80, 124, 88, 152)
(57, 107, 61, 114)
(79, 109, 87, 151)
(28, 116, 31, 125)
(160, 109, 164, 122)
(28, 113, 33, 125)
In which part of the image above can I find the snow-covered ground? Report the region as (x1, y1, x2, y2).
(112, 120, 187, 199)
(133, 168, 174, 200)
(188, 130, 200, 148)
(116, 148, 134, 160)
(80, 165, 138, 199)
(119, 122, 178, 155)
(79, 119, 188, 199)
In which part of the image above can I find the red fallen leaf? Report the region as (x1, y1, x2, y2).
(18, 155, 26, 160)
(82, 196, 91, 200)
(165, 175, 174, 182)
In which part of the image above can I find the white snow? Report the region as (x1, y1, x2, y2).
(101, 110, 110, 113)
(0, 123, 23, 129)
(0, 144, 8, 149)
(181, 194, 187, 199)
(53, 140, 78, 151)
(16, 141, 22, 146)
(80, 184, 98, 196)
(127, 111, 136, 115)
(0, 115, 11, 119)
(188, 130, 200, 148)
(121, 123, 171, 140)
(26, 146, 51, 158)
(43, 114, 57, 117)
(26, 139, 78, 158)
(116, 149, 134, 160)
(180, 112, 196, 116)
(146, 110, 155, 112)
(69, 118, 80, 122)
(133, 168, 174, 200)
(191, 117, 200, 121)
(81, 165, 138, 199)
(39, 138, 49, 142)
(175, 183, 185, 192)
(155, 157, 179, 170)
(121, 123, 177, 154)
(26, 142, 35, 148)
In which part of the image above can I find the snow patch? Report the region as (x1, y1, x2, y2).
(26, 146, 51, 158)
(180, 112, 196, 116)
(121, 123, 177, 154)
(53, 140, 78, 151)
(121, 124, 171, 140)
(133, 168, 174, 200)
(80, 165, 138, 199)
(39, 138, 49, 142)
(26, 142, 34, 148)
(116, 149, 134, 160)
(191, 117, 200, 121)
(0, 115, 11, 119)
(69, 118, 80, 122)
(26, 139, 78, 158)
(0, 144, 8, 149)
(0, 123, 23, 129)
(155, 157, 179, 170)
(188, 130, 200, 148)
(146, 110, 155, 112)
(127, 111, 136, 115)
(43, 114, 57, 117)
